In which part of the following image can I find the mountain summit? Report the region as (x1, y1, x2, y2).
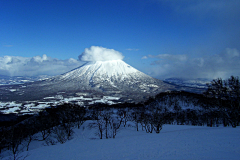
(1, 60, 175, 102)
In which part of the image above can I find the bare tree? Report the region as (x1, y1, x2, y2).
(88, 110, 104, 139)
(204, 76, 240, 127)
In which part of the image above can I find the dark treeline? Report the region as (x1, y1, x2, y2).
(1, 76, 240, 159)
(0, 104, 86, 159)
(204, 76, 240, 127)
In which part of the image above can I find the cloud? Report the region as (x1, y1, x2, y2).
(143, 48, 240, 79)
(126, 48, 139, 51)
(30, 54, 48, 63)
(0, 46, 124, 77)
(3, 45, 13, 47)
(0, 55, 84, 77)
(141, 56, 148, 59)
(78, 46, 124, 62)
(149, 54, 187, 62)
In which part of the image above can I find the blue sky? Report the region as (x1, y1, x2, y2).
(1, 0, 240, 79)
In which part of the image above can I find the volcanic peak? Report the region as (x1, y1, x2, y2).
(59, 59, 140, 80)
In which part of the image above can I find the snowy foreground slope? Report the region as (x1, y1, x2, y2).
(6, 124, 240, 160)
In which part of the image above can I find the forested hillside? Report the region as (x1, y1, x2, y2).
(1, 76, 239, 159)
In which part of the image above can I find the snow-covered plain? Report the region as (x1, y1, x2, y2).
(4, 124, 240, 160)
(0, 95, 121, 115)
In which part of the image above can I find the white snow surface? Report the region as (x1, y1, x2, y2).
(60, 60, 142, 80)
(6, 124, 240, 160)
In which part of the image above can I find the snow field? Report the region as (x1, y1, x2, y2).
(4, 123, 240, 160)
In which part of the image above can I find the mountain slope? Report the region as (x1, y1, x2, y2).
(0, 60, 175, 102)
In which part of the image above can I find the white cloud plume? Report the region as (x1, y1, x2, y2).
(143, 48, 240, 79)
(0, 55, 84, 76)
(79, 46, 124, 62)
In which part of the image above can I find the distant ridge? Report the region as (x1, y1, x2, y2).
(164, 77, 210, 89)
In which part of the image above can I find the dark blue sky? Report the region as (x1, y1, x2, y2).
(1, 0, 240, 79)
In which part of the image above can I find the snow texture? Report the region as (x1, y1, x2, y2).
(60, 60, 138, 79)
(6, 124, 240, 160)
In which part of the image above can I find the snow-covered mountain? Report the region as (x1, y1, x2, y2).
(51, 60, 172, 94)
(0, 60, 175, 102)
